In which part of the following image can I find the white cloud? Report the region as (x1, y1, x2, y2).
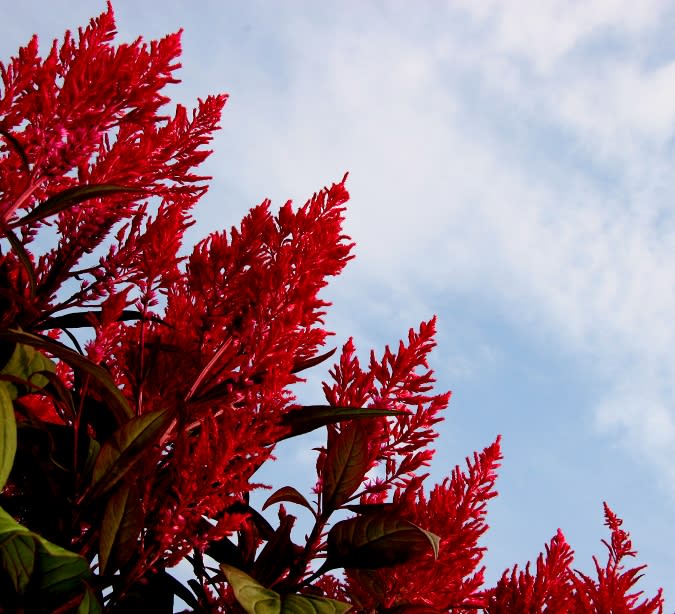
(454, 0, 665, 73)
(596, 382, 675, 493)
(223, 2, 675, 501)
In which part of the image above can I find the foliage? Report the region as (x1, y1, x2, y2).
(0, 4, 664, 612)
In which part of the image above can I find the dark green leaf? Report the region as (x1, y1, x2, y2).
(0, 383, 16, 491)
(35, 310, 165, 331)
(0, 330, 133, 422)
(220, 564, 281, 614)
(0, 505, 92, 597)
(82, 437, 101, 482)
(252, 513, 298, 588)
(280, 405, 403, 440)
(0, 341, 56, 400)
(205, 535, 244, 567)
(88, 408, 171, 500)
(263, 486, 315, 516)
(108, 569, 174, 613)
(10, 184, 144, 228)
(343, 503, 396, 515)
(225, 500, 276, 541)
(99, 482, 143, 574)
(168, 575, 201, 610)
(321, 422, 372, 515)
(282, 594, 352, 614)
(324, 514, 440, 571)
(38, 538, 92, 597)
(0, 526, 36, 593)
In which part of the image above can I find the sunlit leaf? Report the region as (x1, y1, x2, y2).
(280, 405, 402, 440)
(0, 341, 55, 400)
(219, 565, 351, 614)
(0, 506, 92, 598)
(10, 184, 143, 228)
(282, 594, 352, 614)
(88, 408, 171, 500)
(263, 486, 315, 516)
(0, 383, 16, 491)
(220, 564, 281, 614)
(324, 513, 440, 571)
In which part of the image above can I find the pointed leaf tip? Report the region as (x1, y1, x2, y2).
(11, 184, 144, 228)
(325, 514, 440, 571)
(263, 486, 315, 515)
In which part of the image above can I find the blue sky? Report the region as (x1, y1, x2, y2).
(3, 1, 674, 607)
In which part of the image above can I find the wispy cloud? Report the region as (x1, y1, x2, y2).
(217, 1, 675, 500)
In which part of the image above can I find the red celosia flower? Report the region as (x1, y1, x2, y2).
(130, 178, 355, 567)
(341, 437, 502, 611)
(485, 529, 575, 613)
(1, 1, 354, 579)
(0, 2, 226, 330)
(571, 503, 664, 613)
(317, 317, 450, 508)
(484, 504, 663, 613)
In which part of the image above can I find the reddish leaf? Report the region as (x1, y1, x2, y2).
(87, 408, 171, 500)
(321, 421, 373, 515)
(10, 184, 144, 228)
(1, 224, 36, 297)
(324, 514, 439, 571)
(263, 486, 315, 516)
(35, 310, 164, 331)
(99, 481, 143, 574)
(281, 405, 402, 440)
(290, 348, 337, 375)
